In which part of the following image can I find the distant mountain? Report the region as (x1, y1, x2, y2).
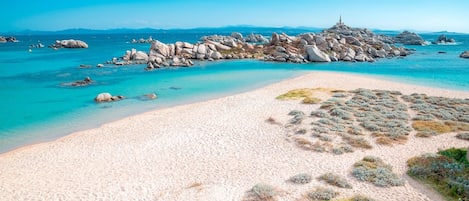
(6, 26, 464, 37)
(6, 26, 324, 36)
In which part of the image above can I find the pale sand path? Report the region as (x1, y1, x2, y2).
(1, 72, 468, 201)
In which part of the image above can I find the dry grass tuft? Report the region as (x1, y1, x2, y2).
(412, 121, 452, 134)
(276, 88, 338, 104)
(342, 135, 372, 149)
(318, 173, 352, 188)
(373, 133, 407, 145)
(266, 117, 282, 125)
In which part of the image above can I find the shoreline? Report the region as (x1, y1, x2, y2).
(2, 70, 468, 157)
(1, 71, 468, 200)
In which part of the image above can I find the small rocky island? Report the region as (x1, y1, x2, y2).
(432, 34, 456, 44)
(50, 39, 89, 49)
(0, 36, 18, 43)
(460, 51, 469, 59)
(109, 19, 415, 70)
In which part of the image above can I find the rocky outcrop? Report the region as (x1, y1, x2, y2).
(50, 39, 88, 48)
(112, 23, 412, 69)
(245, 33, 268, 43)
(94, 93, 125, 103)
(394, 31, 425, 45)
(432, 34, 456, 44)
(0, 36, 18, 43)
(305, 45, 331, 62)
(460, 51, 469, 59)
(123, 48, 148, 61)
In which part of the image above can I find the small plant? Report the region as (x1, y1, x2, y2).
(306, 187, 338, 201)
(266, 117, 281, 125)
(335, 195, 376, 201)
(352, 156, 404, 187)
(456, 132, 469, 141)
(245, 183, 277, 201)
(318, 173, 352, 188)
(289, 173, 313, 184)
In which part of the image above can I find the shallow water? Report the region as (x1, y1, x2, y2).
(0, 31, 468, 153)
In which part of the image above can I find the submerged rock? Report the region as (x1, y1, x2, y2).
(70, 77, 92, 87)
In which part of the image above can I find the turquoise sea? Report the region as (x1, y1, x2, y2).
(1, 30, 468, 153)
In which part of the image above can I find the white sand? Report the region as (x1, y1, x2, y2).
(1, 72, 468, 201)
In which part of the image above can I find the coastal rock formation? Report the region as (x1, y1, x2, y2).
(123, 48, 149, 61)
(0, 36, 18, 43)
(394, 31, 426, 45)
(50, 39, 88, 48)
(114, 21, 412, 69)
(432, 34, 456, 44)
(305, 45, 331, 62)
(94, 93, 125, 103)
(460, 51, 469, 59)
(245, 33, 269, 43)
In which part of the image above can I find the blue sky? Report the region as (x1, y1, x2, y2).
(2, 0, 469, 33)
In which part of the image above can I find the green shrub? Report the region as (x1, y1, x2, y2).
(438, 147, 468, 165)
(407, 147, 469, 201)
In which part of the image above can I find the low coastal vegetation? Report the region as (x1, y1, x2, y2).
(277, 88, 469, 155)
(456, 133, 469, 141)
(352, 156, 404, 187)
(244, 183, 278, 201)
(318, 173, 352, 188)
(289, 173, 313, 184)
(334, 195, 376, 201)
(276, 88, 329, 104)
(407, 147, 468, 201)
(304, 187, 338, 201)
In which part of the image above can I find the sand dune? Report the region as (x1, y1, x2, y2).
(1, 72, 468, 201)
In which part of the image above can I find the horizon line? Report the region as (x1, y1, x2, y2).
(2, 25, 468, 35)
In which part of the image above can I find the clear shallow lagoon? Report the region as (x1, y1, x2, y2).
(0, 31, 468, 153)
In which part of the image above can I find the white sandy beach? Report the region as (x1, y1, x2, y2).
(1, 72, 468, 201)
